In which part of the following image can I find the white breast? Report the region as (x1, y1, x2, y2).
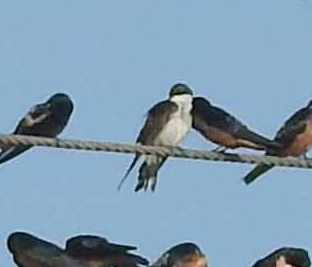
(155, 94, 193, 146)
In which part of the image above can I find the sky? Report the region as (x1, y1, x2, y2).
(1, 0, 312, 266)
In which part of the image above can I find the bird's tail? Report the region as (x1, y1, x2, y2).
(243, 163, 273, 185)
(236, 128, 281, 150)
(125, 253, 149, 266)
(0, 145, 32, 165)
(117, 154, 140, 190)
(135, 156, 167, 192)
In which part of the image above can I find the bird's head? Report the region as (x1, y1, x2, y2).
(7, 232, 38, 253)
(44, 93, 74, 122)
(166, 243, 208, 267)
(169, 83, 193, 99)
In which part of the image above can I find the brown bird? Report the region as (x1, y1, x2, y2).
(244, 100, 312, 184)
(151, 243, 207, 267)
(0, 93, 73, 165)
(192, 97, 280, 152)
(252, 247, 310, 267)
(65, 235, 149, 267)
(7, 232, 82, 267)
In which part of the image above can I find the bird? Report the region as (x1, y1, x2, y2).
(244, 100, 312, 184)
(251, 247, 310, 267)
(7, 231, 83, 267)
(65, 234, 149, 267)
(151, 243, 208, 267)
(117, 83, 194, 192)
(191, 97, 280, 152)
(0, 93, 73, 165)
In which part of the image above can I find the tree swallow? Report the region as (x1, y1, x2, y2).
(118, 83, 193, 192)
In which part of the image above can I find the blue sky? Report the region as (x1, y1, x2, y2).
(1, 1, 312, 266)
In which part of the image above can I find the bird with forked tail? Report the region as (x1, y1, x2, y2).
(0, 93, 73, 166)
(192, 97, 280, 152)
(244, 100, 312, 185)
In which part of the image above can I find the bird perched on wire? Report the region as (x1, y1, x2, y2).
(7, 232, 83, 267)
(0, 93, 73, 166)
(151, 243, 208, 267)
(118, 83, 194, 192)
(251, 247, 310, 267)
(65, 235, 149, 267)
(191, 97, 280, 152)
(244, 100, 312, 184)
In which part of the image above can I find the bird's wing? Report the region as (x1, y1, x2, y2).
(66, 235, 136, 259)
(117, 100, 177, 190)
(13, 103, 51, 135)
(137, 100, 178, 145)
(0, 103, 52, 165)
(274, 107, 310, 145)
(192, 98, 244, 133)
(8, 232, 81, 267)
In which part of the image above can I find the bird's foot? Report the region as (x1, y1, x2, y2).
(212, 146, 227, 153)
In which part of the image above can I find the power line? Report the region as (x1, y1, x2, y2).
(0, 133, 311, 169)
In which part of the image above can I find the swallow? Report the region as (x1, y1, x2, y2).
(191, 97, 280, 152)
(117, 83, 193, 192)
(7, 231, 83, 267)
(65, 235, 149, 267)
(151, 243, 207, 267)
(0, 93, 73, 165)
(244, 100, 312, 184)
(252, 247, 310, 267)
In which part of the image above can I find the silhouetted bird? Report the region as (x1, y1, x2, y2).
(252, 247, 310, 267)
(151, 243, 207, 267)
(0, 93, 73, 165)
(65, 234, 149, 267)
(7, 231, 82, 267)
(244, 100, 312, 184)
(192, 97, 280, 152)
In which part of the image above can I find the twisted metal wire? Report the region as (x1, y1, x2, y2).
(0, 133, 311, 169)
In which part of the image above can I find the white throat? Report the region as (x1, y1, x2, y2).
(170, 94, 193, 104)
(170, 94, 193, 115)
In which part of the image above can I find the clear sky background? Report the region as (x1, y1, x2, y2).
(1, 1, 312, 266)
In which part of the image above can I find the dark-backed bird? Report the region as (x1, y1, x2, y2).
(151, 243, 207, 267)
(0, 93, 73, 165)
(7, 231, 82, 267)
(252, 247, 310, 267)
(192, 97, 280, 152)
(244, 100, 312, 184)
(118, 83, 193, 192)
(65, 235, 149, 267)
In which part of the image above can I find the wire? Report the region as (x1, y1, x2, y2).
(0, 133, 311, 169)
